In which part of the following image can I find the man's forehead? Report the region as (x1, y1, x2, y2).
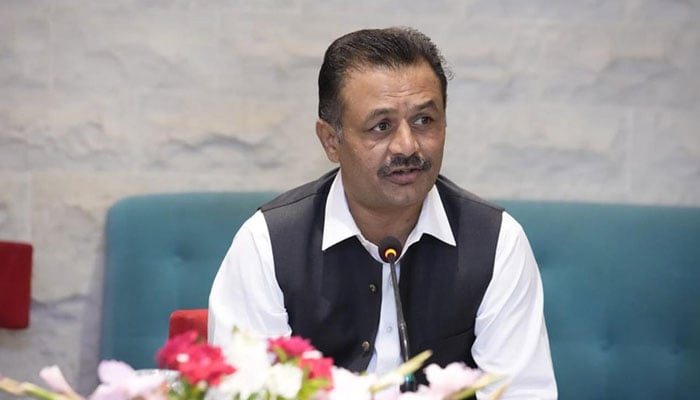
(338, 62, 443, 107)
(342, 60, 434, 82)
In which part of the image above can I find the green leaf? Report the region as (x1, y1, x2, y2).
(0, 378, 79, 400)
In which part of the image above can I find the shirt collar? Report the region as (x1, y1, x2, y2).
(321, 171, 456, 256)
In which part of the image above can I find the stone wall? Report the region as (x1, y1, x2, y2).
(0, 0, 698, 395)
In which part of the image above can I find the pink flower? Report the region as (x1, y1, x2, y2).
(39, 365, 80, 397)
(154, 330, 234, 386)
(268, 336, 315, 359)
(155, 330, 200, 369)
(90, 360, 166, 400)
(176, 343, 236, 386)
(299, 356, 334, 382)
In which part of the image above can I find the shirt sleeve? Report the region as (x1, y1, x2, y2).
(208, 210, 292, 347)
(473, 211, 558, 400)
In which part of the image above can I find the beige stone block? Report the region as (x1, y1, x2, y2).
(629, 109, 700, 206)
(625, 0, 699, 24)
(0, 86, 51, 170)
(30, 172, 146, 302)
(0, 173, 31, 241)
(0, 298, 84, 391)
(0, 1, 51, 88)
(27, 93, 138, 170)
(139, 95, 321, 174)
(443, 103, 629, 202)
(466, 1, 626, 21)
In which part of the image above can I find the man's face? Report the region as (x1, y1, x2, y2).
(317, 61, 446, 214)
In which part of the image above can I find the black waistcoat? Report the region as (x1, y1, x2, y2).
(260, 169, 503, 381)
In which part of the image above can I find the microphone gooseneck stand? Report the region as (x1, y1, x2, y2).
(379, 236, 417, 393)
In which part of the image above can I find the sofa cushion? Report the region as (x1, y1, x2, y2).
(100, 192, 277, 368)
(501, 201, 700, 399)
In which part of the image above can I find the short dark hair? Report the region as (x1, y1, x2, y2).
(318, 27, 450, 134)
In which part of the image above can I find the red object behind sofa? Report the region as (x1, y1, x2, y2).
(168, 309, 208, 341)
(0, 241, 33, 329)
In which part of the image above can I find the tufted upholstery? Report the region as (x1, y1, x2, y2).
(503, 201, 700, 399)
(100, 192, 277, 367)
(101, 194, 700, 399)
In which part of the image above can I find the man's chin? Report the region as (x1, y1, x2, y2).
(381, 185, 431, 209)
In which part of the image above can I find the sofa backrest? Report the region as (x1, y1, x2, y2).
(100, 192, 277, 368)
(501, 201, 700, 399)
(101, 194, 700, 399)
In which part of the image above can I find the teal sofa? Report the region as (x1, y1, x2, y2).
(100, 193, 700, 399)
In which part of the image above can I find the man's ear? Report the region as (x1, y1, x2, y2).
(315, 119, 340, 163)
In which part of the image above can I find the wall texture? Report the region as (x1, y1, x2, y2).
(1, 0, 698, 394)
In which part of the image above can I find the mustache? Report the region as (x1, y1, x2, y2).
(377, 154, 432, 177)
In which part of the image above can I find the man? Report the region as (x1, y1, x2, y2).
(209, 27, 557, 399)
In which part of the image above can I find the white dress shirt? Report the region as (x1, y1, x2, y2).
(209, 173, 557, 399)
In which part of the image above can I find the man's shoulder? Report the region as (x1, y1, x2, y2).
(260, 169, 338, 212)
(436, 175, 504, 213)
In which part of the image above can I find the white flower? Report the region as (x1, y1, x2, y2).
(424, 363, 482, 396)
(265, 363, 303, 399)
(302, 349, 323, 359)
(223, 329, 272, 370)
(324, 367, 375, 400)
(212, 330, 271, 398)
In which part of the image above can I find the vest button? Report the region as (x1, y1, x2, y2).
(369, 283, 377, 293)
(361, 341, 371, 352)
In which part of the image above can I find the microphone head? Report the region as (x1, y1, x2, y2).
(378, 236, 403, 263)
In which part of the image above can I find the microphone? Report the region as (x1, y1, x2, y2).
(378, 236, 417, 392)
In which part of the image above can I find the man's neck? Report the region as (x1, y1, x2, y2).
(347, 201, 423, 247)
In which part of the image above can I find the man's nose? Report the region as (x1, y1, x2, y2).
(388, 121, 419, 156)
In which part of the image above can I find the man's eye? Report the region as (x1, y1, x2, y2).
(372, 121, 391, 132)
(414, 116, 433, 126)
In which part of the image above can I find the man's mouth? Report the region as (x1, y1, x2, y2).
(389, 167, 422, 175)
(383, 167, 423, 185)
(378, 155, 432, 179)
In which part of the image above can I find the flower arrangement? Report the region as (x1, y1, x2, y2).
(0, 329, 506, 400)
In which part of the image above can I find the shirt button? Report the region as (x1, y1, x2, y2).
(386, 326, 393, 333)
(369, 284, 377, 293)
(361, 341, 371, 352)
